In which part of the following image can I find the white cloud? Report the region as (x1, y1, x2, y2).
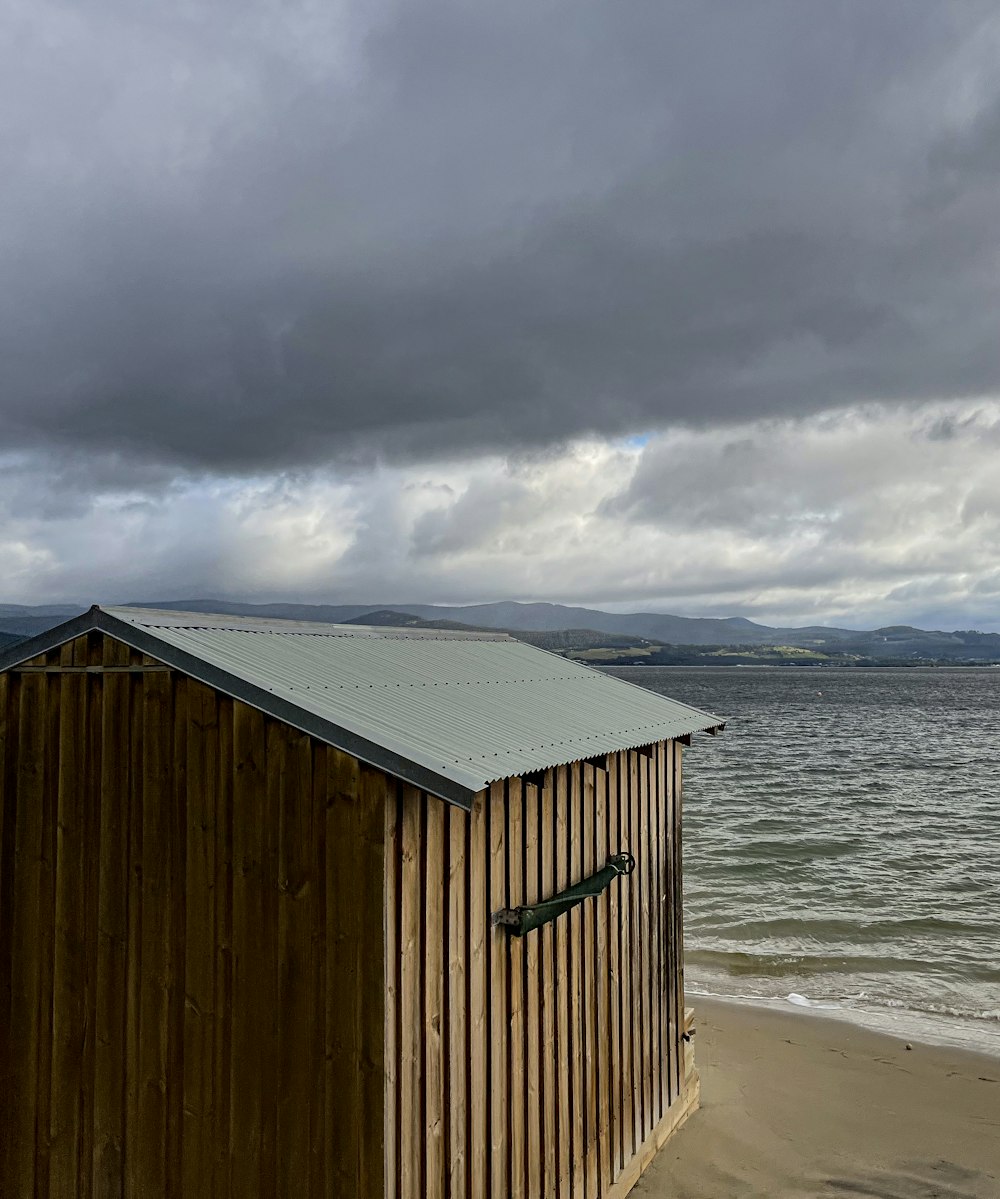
(4, 400, 1000, 630)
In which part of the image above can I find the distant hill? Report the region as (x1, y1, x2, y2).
(0, 613, 87, 638)
(125, 598, 855, 646)
(0, 631, 25, 651)
(3, 598, 1000, 663)
(343, 610, 664, 653)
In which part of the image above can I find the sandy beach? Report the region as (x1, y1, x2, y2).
(640, 999, 1000, 1199)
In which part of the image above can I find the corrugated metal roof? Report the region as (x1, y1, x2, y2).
(1, 605, 725, 808)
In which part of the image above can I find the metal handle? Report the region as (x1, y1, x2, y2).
(493, 851, 635, 936)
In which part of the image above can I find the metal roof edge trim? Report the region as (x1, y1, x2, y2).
(0, 606, 478, 810)
(0, 606, 101, 672)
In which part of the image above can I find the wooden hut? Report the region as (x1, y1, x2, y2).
(0, 605, 724, 1199)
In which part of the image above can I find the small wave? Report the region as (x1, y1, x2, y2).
(862, 995, 1000, 1024)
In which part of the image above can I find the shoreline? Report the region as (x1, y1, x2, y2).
(685, 982, 1000, 1060)
(641, 997, 1000, 1198)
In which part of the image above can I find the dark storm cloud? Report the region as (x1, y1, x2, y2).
(3, 0, 1000, 476)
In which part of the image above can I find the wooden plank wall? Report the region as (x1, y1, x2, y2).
(385, 742, 694, 1199)
(0, 633, 387, 1199)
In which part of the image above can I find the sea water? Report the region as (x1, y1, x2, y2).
(605, 666, 1000, 1056)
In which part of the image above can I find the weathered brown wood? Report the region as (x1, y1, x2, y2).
(657, 743, 671, 1112)
(539, 770, 557, 1199)
(326, 748, 365, 1196)
(124, 672, 144, 1197)
(259, 720, 282, 1193)
(582, 763, 598, 1197)
(553, 765, 570, 1199)
(357, 767, 386, 1199)
(399, 786, 423, 1199)
(36, 672, 61, 1199)
(183, 679, 216, 1196)
(91, 640, 130, 1196)
(603, 1081, 700, 1199)
(595, 762, 611, 1193)
(424, 797, 446, 1199)
(230, 701, 267, 1195)
(629, 750, 643, 1149)
(308, 742, 328, 1199)
(618, 752, 635, 1165)
(468, 789, 488, 1199)
(488, 779, 509, 1199)
(79, 656, 104, 1199)
(447, 806, 468, 1199)
(523, 782, 541, 1199)
(569, 764, 584, 1198)
(0, 671, 13, 1183)
(49, 671, 88, 1198)
(639, 749, 654, 1135)
(4, 671, 44, 1194)
(384, 784, 400, 1199)
(276, 725, 313, 1199)
(674, 743, 686, 1107)
(213, 696, 234, 1198)
(506, 778, 525, 1199)
(607, 753, 623, 1181)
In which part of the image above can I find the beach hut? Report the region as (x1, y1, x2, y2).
(0, 605, 724, 1199)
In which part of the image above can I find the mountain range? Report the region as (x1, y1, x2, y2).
(2, 599, 1000, 663)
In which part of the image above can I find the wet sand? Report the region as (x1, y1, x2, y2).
(639, 999, 1000, 1199)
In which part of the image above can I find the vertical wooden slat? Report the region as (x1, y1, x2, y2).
(569, 764, 584, 1198)
(49, 671, 87, 1199)
(6, 674, 46, 1195)
(0, 670, 14, 1186)
(357, 768, 386, 1199)
(165, 670, 187, 1198)
(79, 650, 104, 1199)
(582, 765, 598, 1198)
(384, 782, 400, 1199)
(399, 787, 423, 1199)
(607, 755, 622, 1180)
(523, 783, 541, 1199)
(553, 765, 570, 1199)
(137, 668, 173, 1194)
(507, 779, 525, 1199)
(213, 697, 234, 1198)
(657, 743, 670, 1113)
(468, 790, 488, 1199)
(92, 642, 129, 1194)
(629, 751, 643, 1150)
(260, 720, 282, 1193)
(182, 680, 217, 1195)
(595, 764, 610, 1193)
(36, 670, 61, 1199)
(326, 749, 365, 1195)
(674, 743, 686, 1102)
(540, 771, 557, 1199)
(489, 780, 509, 1199)
(230, 702, 266, 1194)
(276, 726, 312, 1199)
(640, 750, 653, 1135)
(124, 673, 144, 1197)
(447, 807, 468, 1199)
(618, 753, 635, 1165)
(425, 798, 446, 1199)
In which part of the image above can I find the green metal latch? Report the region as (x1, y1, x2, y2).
(492, 852, 635, 936)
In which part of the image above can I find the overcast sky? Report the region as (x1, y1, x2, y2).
(4, 1, 1000, 628)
